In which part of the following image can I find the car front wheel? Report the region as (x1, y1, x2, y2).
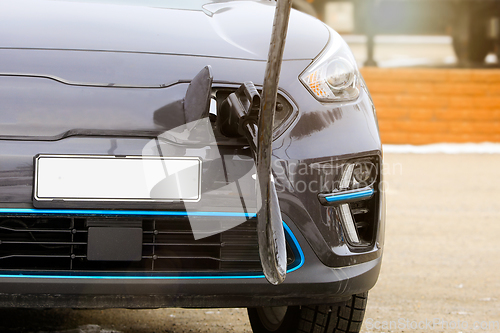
(247, 292, 368, 333)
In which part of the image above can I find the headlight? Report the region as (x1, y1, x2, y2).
(300, 28, 360, 102)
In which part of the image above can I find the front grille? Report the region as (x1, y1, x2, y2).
(0, 216, 295, 273)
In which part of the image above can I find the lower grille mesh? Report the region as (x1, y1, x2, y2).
(0, 216, 295, 273)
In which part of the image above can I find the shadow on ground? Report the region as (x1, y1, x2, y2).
(0, 308, 252, 333)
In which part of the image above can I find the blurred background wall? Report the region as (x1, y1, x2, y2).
(293, 0, 500, 144)
(361, 68, 500, 144)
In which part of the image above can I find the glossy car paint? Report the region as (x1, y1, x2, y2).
(0, 0, 329, 61)
(0, 0, 384, 308)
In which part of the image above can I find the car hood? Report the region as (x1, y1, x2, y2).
(0, 0, 329, 139)
(0, 0, 329, 61)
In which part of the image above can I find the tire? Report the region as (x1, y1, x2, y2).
(247, 292, 368, 333)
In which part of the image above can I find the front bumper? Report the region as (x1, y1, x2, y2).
(0, 220, 381, 308)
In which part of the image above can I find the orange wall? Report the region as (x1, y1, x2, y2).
(361, 68, 500, 144)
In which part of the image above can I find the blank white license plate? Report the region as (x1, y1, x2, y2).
(34, 155, 201, 202)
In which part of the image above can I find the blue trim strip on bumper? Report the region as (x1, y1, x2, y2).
(0, 208, 256, 218)
(324, 188, 374, 203)
(0, 209, 304, 280)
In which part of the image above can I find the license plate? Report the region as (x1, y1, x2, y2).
(34, 155, 201, 202)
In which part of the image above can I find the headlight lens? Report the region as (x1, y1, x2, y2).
(300, 29, 360, 102)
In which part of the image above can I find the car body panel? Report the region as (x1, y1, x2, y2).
(0, 0, 329, 61)
(0, 0, 384, 309)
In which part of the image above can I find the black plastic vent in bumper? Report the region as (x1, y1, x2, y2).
(0, 216, 295, 273)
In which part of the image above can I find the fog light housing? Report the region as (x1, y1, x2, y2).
(314, 157, 380, 247)
(352, 161, 377, 187)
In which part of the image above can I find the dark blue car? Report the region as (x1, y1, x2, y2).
(0, 1, 384, 332)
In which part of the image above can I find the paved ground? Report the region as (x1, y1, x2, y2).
(361, 153, 500, 333)
(0, 153, 499, 332)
